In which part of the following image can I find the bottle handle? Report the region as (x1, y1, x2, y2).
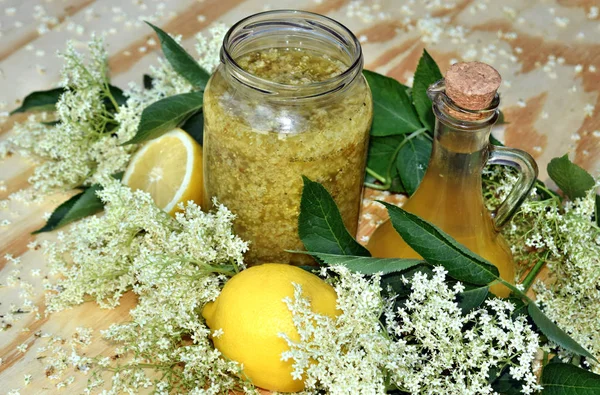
(487, 145, 538, 230)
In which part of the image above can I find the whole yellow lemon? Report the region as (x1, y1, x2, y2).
(202, 263, 339, 392)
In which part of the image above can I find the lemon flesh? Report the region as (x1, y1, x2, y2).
(202, 264, 339, 393)
(123, 128, 203, 214)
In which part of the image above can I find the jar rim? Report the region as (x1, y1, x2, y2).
(221, 10, 364, 98)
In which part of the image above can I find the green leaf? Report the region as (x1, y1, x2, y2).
(381, 202, 499, 285)
(489, 134, 504, 146)
(147, 22, 211, 89)
(123, 91, 204, 145)
(490, 369, 523, 395)
(547, 154, 595, 200)
(594, 195, 600, 227)
(535, 179, 562, 201)
(381, 265, 433, 298)
(540, 363, 600, 394)
(496, 110, 507, 125)
(412, 50, 443, 133)
(527, 303, 596, 360)
(108, 84, 127, 107)
(366, 135, 403, 181)
(456, 286, 488, 314)
(32, 185, 104, 234)
(363, 70, 422, 137)
(143, 74, 154, 90)
(41, 120, 61, 126)
(11, 88, 64, 114)
(180, 109, 204, 146)
(307, 252, 422, 274)
(103, 85, 127, 115)
(298, 176, 370, 257)
(395, 134, 432, 195)
(508, 297, 528, 319)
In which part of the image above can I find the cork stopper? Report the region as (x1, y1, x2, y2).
(445, 62, 501, 111)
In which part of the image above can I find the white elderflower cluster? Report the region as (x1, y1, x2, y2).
(2, 25, 226, 202)
(1, 37, 138, 200)
(484, 166, 600, 372)
(43, 179, 252, 393)
(283, 266, 541, 394)
(195, 23, 229, 73)
(281, 267, 389, 394)
(45, 179, 247, 311)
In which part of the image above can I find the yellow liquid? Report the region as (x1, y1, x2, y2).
(367, 160, 515, 298)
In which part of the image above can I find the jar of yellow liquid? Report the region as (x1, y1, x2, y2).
(367, 62, 537, 297)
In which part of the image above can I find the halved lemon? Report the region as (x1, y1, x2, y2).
(122, 128, 203, 215)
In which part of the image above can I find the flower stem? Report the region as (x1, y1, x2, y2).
(521, 254, 548, 292)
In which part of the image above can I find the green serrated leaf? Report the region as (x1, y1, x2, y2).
(143, 74, 154, 90)
(490, 369, 523, 395)
(595, 194, 600, 227)
(489, 134, 504, 146)
(381, 202, 499, 285)
(381, 265, 433, 296)
(108, 84, 127, 107)
(123, 91, 204, 145)
(42, 120, 61, 126)
(180, 109, 203, 146)
(496, 110, 507, 125)
(535, 179, 562, 201)
(366, 135, 403, 182)
(306, 252, 422, 274)
(396, 134, 432, 196)
(456, 286, 489, 314)
(540, 363, 600, 394)
(508, 297, 528, 319)
(363, 70, 422, 137)
(547, 154, 595, 200)
(298, 177, 370, 257)
(527, 303, 596, 360)
(33, 185, 104, 234)
(11, 88, 65, 114)
(412, 49, 443, 133)
(147, 22, 211, 89)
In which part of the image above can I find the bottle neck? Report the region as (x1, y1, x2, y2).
(428, 118, 493, 185)
(425, 80, 499, 185)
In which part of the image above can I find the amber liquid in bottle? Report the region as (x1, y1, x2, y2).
(367, 69, 537, 298)
(367, 136, 515, 297)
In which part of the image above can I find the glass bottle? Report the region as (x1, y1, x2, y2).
(367, 64, 537, 297)
(203, 10, 372, 266)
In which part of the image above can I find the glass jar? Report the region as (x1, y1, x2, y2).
(367, 75, 538, 298)
(203, 10, 373, 265)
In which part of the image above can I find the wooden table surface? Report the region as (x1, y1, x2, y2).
(1, 0, 599, 393)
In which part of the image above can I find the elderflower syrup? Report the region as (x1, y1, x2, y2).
(368, 62, 538, 298)
(203, 11, 372, 265)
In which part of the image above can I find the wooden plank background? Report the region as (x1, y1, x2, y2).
(1, 0, 599, 393)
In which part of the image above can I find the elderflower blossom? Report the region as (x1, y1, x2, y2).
(282, 266, 541, 394)
(44, 179, 255, 393)
(1, 37, 137, 200)
(1, 25, 226, 202)
(195, 23, 229, 73)
(484, 166, 600, 372)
